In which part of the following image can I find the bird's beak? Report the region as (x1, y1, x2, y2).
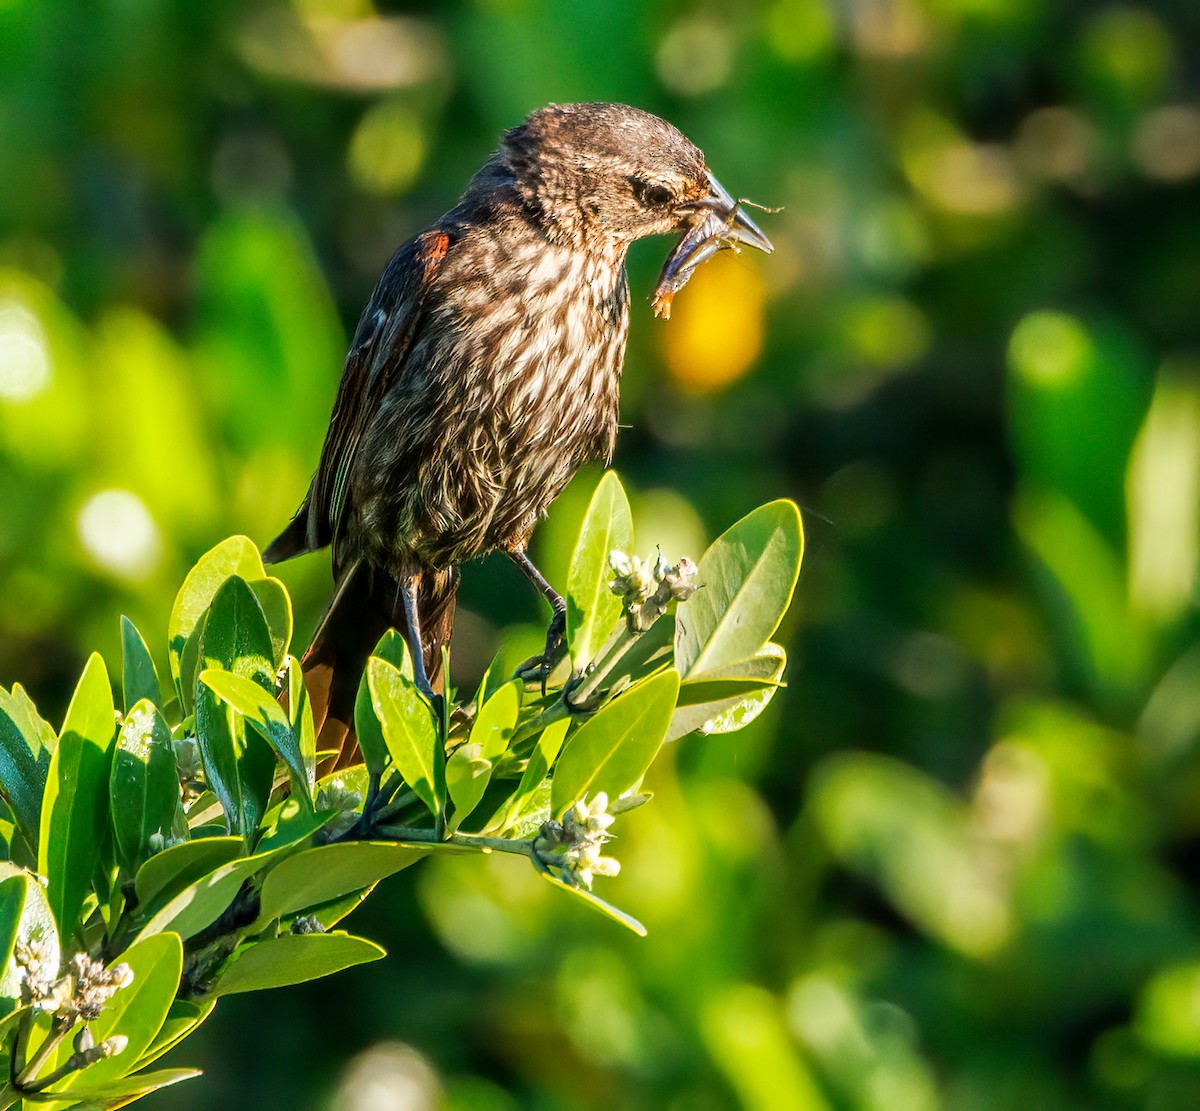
(700, 171, 774, 254)
(653, 171, 775, 318)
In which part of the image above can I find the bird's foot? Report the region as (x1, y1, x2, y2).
(516, 609, 569, 695)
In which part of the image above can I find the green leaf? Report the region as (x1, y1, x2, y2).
(120, 616, 160, 713)
(668, 646, 788, 742)
(199, 668, 313, 807)
(0, 683, 55, 754)
(58, 1067, 201, 1110)
(287, 655, 316, 793)
(256, 841, 427, 925)
(110, 701, 180, 871)
(212, 932, 385, 996)
(471, 681, 520, 760)
(133, 835, 244, 907)
(193, 576, 277, 838)
(675, 500, 803, 678)
(249, 577, 294, 671)
(567, 471, 634, 664)
(168, 536, 266, 695)
(0, 687, 51, 854)
(0, 875, 27, 999)
(137, 999, 215, 1069)
(39, 653, 116, 936)
(135, 850, 275, 942)
(446, 745, 492, 833)
(40, 932, 183, 1105)
(368, 657, 444, 821)
(353, 631, 414, 776)
(0, 862, 59, 1005)
(532, 854, 646, 936)
(491, 717, 570, 835)
(551, 670, 679, 818)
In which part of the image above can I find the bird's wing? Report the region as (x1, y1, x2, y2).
(299, 228, 453, 556)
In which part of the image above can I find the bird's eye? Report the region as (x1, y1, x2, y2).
(632, 179, 675, 208)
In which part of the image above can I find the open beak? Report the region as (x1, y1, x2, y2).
(653, 171, 775, 318)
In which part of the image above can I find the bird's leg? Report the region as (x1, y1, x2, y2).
(399, 577, 443, 715)
(509, 549, 568, 686)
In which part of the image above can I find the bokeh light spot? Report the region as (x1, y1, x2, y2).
(664, 252, 766, 394)
(1131, 105, 1200, 183)
(1008, 310, 1092, 387)
(349, 100, 427, 197)
(656, 16, 734, 96)
(0, 300, 51, 402)
(77, 489, 162, 581)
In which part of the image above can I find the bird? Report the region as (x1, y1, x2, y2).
(265, 102, 773, 766)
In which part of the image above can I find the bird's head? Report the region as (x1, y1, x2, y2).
(499, 102, 772, 265)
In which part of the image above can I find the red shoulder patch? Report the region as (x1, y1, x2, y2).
(419, 231, 451, 280)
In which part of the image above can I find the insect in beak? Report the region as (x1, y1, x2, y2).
(653, 171, 776, 319)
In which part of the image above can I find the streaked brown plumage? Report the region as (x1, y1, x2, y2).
(266, 102, 772, 764)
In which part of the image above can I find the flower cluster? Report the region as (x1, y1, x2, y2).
(316, 777, 364, 838)
(608, 550, 699, 632)
(535, 793, 622, 889)
(15, 947, 134, 1025)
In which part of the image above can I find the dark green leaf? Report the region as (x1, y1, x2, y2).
(110, 700, 180, 871)
(39, 653, 116, 936)
(199, 668, 312, 807)
(212, 932, 385, 996)
(0, 688, 50, 855)
(120, 616, 160, 713)
(255, 797, 337, 855)
(675, 500, 803, 678)
(0, 875, 27, 1001)
(193, 576, 277, 838)
(368, 657, 444, 821)
(551, 670, 679, 818)
(256, 841, 427, 925)
(567, 472, 634, 664)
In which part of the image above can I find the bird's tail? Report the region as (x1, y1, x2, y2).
(301, 561, 457, 771)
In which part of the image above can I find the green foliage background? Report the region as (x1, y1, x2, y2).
(3, 0, 1200, 1107)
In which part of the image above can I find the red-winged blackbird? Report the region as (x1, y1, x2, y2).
(266, 102, 772, 764)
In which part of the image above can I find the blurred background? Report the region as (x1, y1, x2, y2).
(3, 0, 1200, 1107)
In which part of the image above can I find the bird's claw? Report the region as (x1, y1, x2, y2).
(515, 608, 569, 696)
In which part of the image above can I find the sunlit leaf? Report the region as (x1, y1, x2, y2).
(133, 838, 243, 909)
(167, 536, 266, 696)
(62, 1067, 202, 1110)
(445, 745, 492, 833)
(137, 998, 215, 1069)
(668, 645, 787, 741)
(531, 854, 646, 936)
(39, 653, 116, 936)
(353, 630, 414, 776)
(551, 670, 679, 818)
(367, 657, 444, 822)
(212, 932, 384, 996)
(249, 577, 294, 671)
(676, 500, 802, 677)
(568, 472, 633, 664)
(256, 841, 427, 926)
(0, 862, 59, 1005)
